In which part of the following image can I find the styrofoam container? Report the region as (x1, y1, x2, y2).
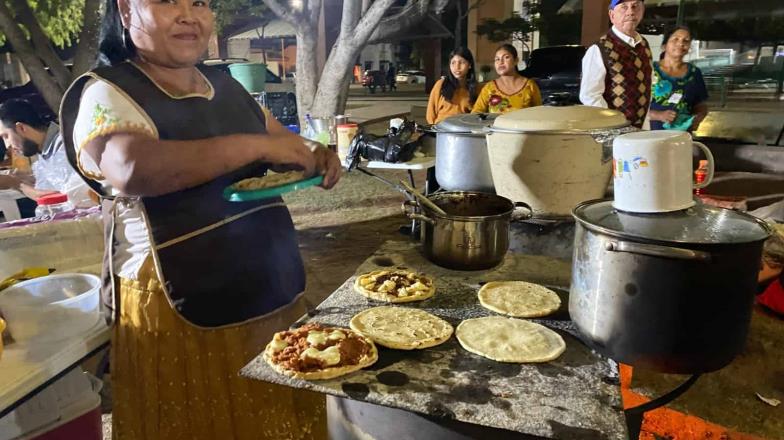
(0, 369, 101, 440)
(0, 274, 100, 343)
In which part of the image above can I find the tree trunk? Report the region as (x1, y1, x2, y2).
(9, 0, 71, 91)
(454, 0, 463, 48)
(0, 1, 64, 111)
(72, 0, 102, 76)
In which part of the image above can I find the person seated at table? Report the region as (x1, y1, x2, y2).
(472, 44, 541, 114)
(426, 47, 478, 124)
(0, 99, 94, 206)
(648, 26, 708, 132)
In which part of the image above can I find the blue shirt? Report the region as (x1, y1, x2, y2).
(650, 62, 708, 131)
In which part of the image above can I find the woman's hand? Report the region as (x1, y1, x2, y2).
(649, 109, 677, 123)
(260, 135, 317, 177)
(313, 146, 342, 189)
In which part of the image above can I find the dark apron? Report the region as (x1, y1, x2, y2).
(60, 62, 306, 328)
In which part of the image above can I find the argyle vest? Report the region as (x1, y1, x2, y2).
(596, 30, 652, 128)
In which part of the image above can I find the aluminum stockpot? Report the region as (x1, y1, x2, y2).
(486, 106, 636, 218)
(432, 114, 498, 193)
(569, 199, 772, 373)
(403, 192, 532, 270)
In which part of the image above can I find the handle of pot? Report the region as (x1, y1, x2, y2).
(401, 200, 435, 224)
(693, 142, 715, 189)
(511, 201, 534, 221)
(606, 240, 712, 262)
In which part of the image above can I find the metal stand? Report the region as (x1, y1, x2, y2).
(624, 373, 701, 439)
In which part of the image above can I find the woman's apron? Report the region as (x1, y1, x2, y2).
(60, 62, 306, 328)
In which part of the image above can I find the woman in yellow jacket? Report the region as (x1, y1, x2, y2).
(426, 47, 478, 124)
(472, 44, 541, 114)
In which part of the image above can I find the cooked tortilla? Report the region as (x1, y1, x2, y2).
(478, 281, 561, 318)
(350, 306, 453, 350)
(456, 316, 565, 363)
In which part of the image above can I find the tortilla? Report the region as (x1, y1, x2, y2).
(232, 171, 305, 191)
(354, 270, 435, 303)
(350, 306, 453, 350)
(478, 281, 561, 318)
(456, 316, 565, 363)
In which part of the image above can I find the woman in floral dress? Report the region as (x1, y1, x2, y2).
(472, 44, 541, 114)
(648, 26, 709, 131)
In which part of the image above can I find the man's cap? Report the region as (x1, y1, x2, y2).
(610, 0, 643, 9)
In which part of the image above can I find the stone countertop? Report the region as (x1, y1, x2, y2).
(242, 241, 627, 439)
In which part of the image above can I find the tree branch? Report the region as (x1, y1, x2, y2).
(262, 0, 306, 26)
(368, 0, 451, 43)
(9, 0, 72, 90)
(72, 0, 102, 76)
(0, 1, 64, 111)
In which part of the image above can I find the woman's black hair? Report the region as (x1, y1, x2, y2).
(495, 43, 519, 61)
(661, 25, 692, 48)
(441, 47, 478, 103)
(98, 0, 136, 66)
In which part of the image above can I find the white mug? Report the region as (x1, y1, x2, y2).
(612, 130, 714, 213)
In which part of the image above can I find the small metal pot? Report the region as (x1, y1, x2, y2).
(404, 192, 532, 270)
(432, 114, 498, 193)
(570, 199, 772, 373)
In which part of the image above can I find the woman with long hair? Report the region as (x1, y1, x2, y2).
(426, 47, 478, 124)
(472, 43, 541, 114)
(648, 25, 709, 131)
(59, 0, 340, 437)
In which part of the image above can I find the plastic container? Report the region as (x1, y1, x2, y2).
(34, 194, 73, 218)
(336, 123, 359, 164)
(228, 62, 267, 93)
(0, 273, 101, 343)
(694, 159, 709, 195)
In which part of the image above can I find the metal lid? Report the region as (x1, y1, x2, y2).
(491, 105, 629, 133)
(573, 199, 772, 245)
(434, 113, 498, 134)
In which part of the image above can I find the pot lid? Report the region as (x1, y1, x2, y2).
(573, 199, 771, 245)
(491, 105, 629, 132)
(434, 113, 498, 134)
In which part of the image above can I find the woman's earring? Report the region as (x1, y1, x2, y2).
(122, 28, 128, 48)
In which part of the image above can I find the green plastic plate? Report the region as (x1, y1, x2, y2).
(223, 174, 324, 202)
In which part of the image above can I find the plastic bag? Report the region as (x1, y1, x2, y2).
(345, 119, 421, 169)
(32, 144, 95, 208)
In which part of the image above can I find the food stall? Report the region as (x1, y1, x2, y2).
(238, 106, 781, 439)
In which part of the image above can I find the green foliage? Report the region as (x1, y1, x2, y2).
(476, 14, 534, 45)
(211, 0, 269, 31)
(0, 0, 86, 48)
(525, 0, 581, 46)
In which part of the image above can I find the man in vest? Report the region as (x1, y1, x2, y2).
(579, 0, 652, 128)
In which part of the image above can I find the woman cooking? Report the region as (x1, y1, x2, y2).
(426, 47, 478, 124)
(59, 0, 340, 438)
(472, 44, 541, 114)
(648, 26, 709, 131)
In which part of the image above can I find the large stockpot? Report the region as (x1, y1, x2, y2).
(486, 106, 636, 219)
(432, 113, 498, 193)
(404, 192, 532, 270)
(570, 199, 772, 373)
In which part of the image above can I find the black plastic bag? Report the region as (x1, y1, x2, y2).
(346, 120, 420, 170)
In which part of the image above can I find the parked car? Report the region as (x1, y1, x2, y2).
(395, 70, 426, 84)
(520, 45, 586, 106)
(200, 58, 295, 94)
(200, 58, 298, 126)
(362, 70, 388, 93)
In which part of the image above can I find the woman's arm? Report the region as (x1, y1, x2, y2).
(528, 79, 543, 107)
(82, 132, 316, 197)
(426, 79, 443, 124)
(471, 83, 490, 113)
(648, 109, 677, 122)
(690, 102, 708, 131)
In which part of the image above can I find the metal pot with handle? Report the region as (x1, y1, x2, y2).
(432, 113, 498, 193)
(403, 192, 532, 270)
(570, 199, 772, 373)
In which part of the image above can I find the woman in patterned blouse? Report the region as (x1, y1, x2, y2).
(648, 26, 709, 131)
(472, 44, 541, 114)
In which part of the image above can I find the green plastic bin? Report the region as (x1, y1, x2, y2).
(228, 62, 267, 93)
